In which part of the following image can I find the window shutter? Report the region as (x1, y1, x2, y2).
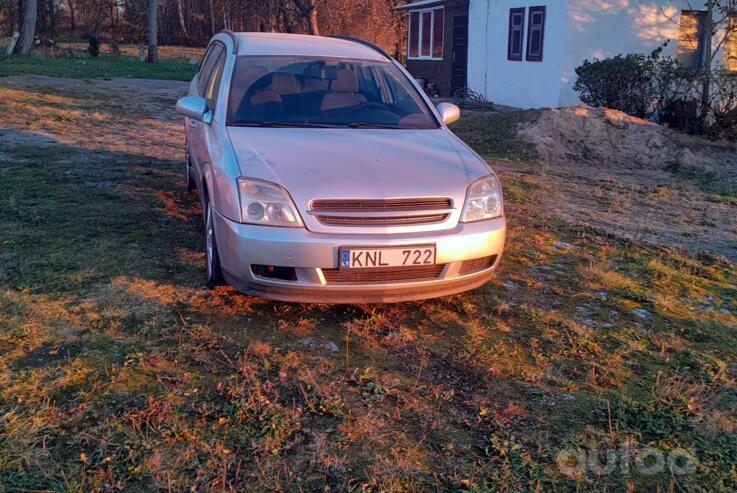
(526, 6, 546, 62)
(508, 8, 525, 61)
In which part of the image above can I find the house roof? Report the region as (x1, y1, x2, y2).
(393, 0, 447, 11)
(231, 33, 388, 61)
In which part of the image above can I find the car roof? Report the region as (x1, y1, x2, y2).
(229, 32, 389, 61)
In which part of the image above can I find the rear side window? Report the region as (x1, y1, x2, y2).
(204, 52, 226, 109)
(198, 43, 224, 95)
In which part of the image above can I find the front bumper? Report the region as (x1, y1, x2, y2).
(213, 211, 506, 303)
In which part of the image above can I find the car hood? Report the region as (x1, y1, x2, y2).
(227, 127, 491, 233)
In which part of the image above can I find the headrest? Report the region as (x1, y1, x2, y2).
(331, 69, 359, 93)
(269, 73, 300, 95)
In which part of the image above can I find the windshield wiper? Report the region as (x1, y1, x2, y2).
(229, 122, 339, 128)
(347, 123, 402, 129)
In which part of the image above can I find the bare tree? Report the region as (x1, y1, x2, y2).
(176, 0, 188, 39)
(16, 0, 36, 54)
(208, 0, 215, 35)
(147, 0, 157, 62)
(68, 0, 76, 34)
(292, 0, 320, 35)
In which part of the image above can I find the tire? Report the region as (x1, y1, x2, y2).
(204, 199, 225, 289)
(185, 145, 196, 192)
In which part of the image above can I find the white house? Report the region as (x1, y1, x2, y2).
(467, 0, 736, 108)
(398, 0, 736, 109)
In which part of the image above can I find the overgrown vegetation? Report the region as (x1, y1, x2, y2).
(574, 47, 737, 140)
(0, 80, 735, 492)
(86, 36, 100, 58)
(0, 51, 197, 81)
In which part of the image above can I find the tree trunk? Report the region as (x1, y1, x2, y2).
(209, 0, 216, 36)
(176, 0, 188, 39)
(699, 0, 715, 129)
(307, 0, 319, 36)
(292, 0, 320, 35)
(68, 0, 76, 34)
(47, 0, 55, 37)
(8, 0, 16, 34)
(147, 0, 157, 63)
(17, 0, 37, 54)
(110, 0, 116, 39)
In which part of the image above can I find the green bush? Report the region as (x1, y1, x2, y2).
(707, 69, 737, 141)
(109, 40, 121, 58)
(573, 48, 737, 140)
(87, 36, 100, 58)
(574, 53, 657, 118)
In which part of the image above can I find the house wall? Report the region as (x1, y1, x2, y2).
(468, 0, 728, 109)
(468, 0, 568, 109)
(560, 0, 689, 106)
(405, 0, 468, 97)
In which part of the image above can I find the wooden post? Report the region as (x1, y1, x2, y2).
(147, 0, 158, 63)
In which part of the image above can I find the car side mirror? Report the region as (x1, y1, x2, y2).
(436, 102, 461, 125)
(176, 96, 213, 124)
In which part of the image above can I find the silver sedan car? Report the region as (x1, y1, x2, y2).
(177, 32, 506, 303)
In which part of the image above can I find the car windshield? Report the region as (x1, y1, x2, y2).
(226, 56, 439, 129)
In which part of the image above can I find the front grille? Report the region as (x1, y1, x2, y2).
(312, 198, 452, 212)
(460, 255, 498, 276)
(316, 214, 448, 226)
(311, 198, 453, 227)
(322, 264, 446, 284)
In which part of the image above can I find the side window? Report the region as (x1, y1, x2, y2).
(198, 43, 224, 95)
(204, 53, 226, 110)
(678, 10, 707, 73)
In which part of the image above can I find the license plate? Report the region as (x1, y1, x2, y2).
(340, 245, 436, 269)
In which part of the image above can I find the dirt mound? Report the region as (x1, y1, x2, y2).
(518, 106, 737, 181)
(508, 106, 737, 261)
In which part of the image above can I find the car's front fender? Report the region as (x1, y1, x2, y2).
(200, 122, 242, 224)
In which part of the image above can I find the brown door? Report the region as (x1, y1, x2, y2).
(451, 14, 469, 95)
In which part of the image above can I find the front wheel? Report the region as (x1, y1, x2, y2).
(204, 200, 225, 289)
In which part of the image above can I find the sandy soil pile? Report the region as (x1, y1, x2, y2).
(518, 106, 737, 183)
(508, 106, 737, 261)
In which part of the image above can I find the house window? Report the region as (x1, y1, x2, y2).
(526, 6, 546, 62)
(678, 10, 707, 73)
(407, 7, 444, 60)
(508, 8, 525, 61)
(725, 14, 737, 73)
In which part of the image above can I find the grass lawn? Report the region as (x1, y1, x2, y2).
(0, 53, 198, 81)
(0, 78, 735, 492)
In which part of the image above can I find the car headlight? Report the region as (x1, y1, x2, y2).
(237, 178, 303, 227)
(461, 175, 503, 223)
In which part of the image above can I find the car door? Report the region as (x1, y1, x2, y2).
(187, 42, 225, 182)
(194, 49, 227, 200)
